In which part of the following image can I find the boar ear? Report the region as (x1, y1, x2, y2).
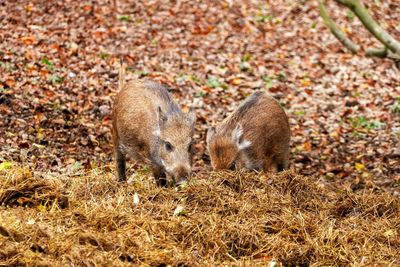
(206, 126, 216, 146)
(186, 107, 196, 126)
(232, 124, 251, 150)
(157, 107, 167, 128)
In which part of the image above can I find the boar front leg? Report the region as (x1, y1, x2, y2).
(152, 165, 167, 187)
(115, 148, 127, 181)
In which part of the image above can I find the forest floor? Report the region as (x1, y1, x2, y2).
(0, 0, 399, 265)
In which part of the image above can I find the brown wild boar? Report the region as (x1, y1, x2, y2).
(206, 91, 290, 172)
(112, 68, 195, 186)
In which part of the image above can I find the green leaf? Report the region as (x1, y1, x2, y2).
(174, 75, 189, 83)
(349, 116, 384, 130)
(71, 161, 82, 170)
(256, 14, 273, 23)
(276, 72, 286, 81)
(265, 80, 273, 89)
(262, 75, 275, 88)
(133, 69, 148, 77)
(49, 75, 64, 84)
(41, 58, 54, 69)
(242, 54, 252, 62)
(0, 162, 12, 171)
(311, 21, 317, 29)
(117, 15, 131, 21)
(347, 11, 355, 21)
(391, 97, 400, 114)
(294, 110, 306, 116)
(100, 52, 110, 59)
(195, 92, 206, 98)
(0, 61, 13, 71)
(207, 77, 221, 88)
(239, 61, 251, 71)
(190, 75, 202, 84)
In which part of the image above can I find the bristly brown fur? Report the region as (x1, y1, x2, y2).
(220, 91, 263, 134)
(207, 91, 290, 172)
(112, 69, 195, 186)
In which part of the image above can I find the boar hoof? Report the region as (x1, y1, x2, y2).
(156, 177, 168, 187)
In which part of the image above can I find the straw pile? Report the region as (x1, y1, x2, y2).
(0, 167, 399, 266)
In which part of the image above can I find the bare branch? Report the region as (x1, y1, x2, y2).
(335, 0, 400, 54)
(318, 0, 360, 54)
(365, 47, 388, 58)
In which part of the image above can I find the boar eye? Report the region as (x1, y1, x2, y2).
(188, 143, 193, 152)
(228, 162, 235, 171)
(165, 142, 173, 152)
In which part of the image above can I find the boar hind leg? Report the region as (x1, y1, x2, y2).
(263, 155, 278, 173)
(264, 161, 278, 173)
(276, 160, 289, 172)
(115, 148, 127, 181)
(274, 151, 289, 172)
(153, 166, 167, 187)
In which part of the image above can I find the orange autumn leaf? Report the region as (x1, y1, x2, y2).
(17, 197, 32, 204)
(25, 49, 37, 60)
(40, 69, 49, 77)
(20, 35, 36, 45)
(83, 4, 92, 11)
(303, 142, 312, 152)
(300, 78, 311, 87)
(5, 78, 16, 88)
(26, 64, 37, 74)
(231, 77, 243, 85)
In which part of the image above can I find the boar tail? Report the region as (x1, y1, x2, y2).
(118, 60, 126, 92)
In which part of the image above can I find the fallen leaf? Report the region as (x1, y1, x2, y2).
(173, 205, 185, 216)
(355, 162, 365, 171)
(17, 197, 32, 204)
(231, 77, 243, 85)
(133, 192, 139, 205)
(20, 35, 36, 45)
(303, 142, 312, 152)
(384, 229, 394, 237)
(27, 218, 36, 225)
(37, 204, 46, 212)
(0, 162, 12, 171)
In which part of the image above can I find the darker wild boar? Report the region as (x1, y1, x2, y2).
(112, 67, 195, 186)
(206, 91, 290, 172)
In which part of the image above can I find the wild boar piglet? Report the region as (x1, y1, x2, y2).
(112, 72, 195, 186)
(207, 91, 290, 172)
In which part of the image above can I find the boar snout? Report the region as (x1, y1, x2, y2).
(167, 165, 190, 186)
